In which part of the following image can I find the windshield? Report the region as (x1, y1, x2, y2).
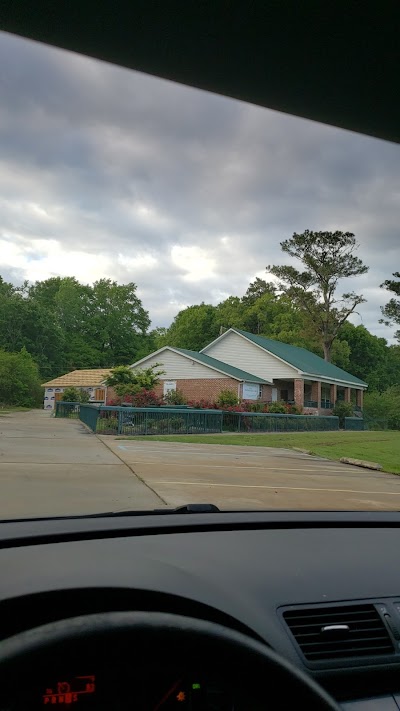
(1, 30, 399, 519)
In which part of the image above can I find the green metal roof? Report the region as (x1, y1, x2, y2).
(173, 347, 270, 384)
(232, 329, 367, 387)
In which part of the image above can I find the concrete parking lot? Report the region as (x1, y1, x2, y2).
(104, 438, 400, 511)
(1, 410, 400, 519)
(0, 410, 163, 519)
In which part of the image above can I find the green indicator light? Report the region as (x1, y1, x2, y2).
(192, 683, 201, 690)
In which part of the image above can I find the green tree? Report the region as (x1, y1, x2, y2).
(363, 386, 400, 429)
(380, 272, 400, 340)
(150, 327, 169, 350)
(88, 279, 150, 365)
(61, 387, 85, 402)
(215, 296, 245, 331)
(105, 365, 137, 389)
(0, 348, 43, 406)
(105, 363, 165, 398)
(330, 338, 351, 371)
(164, 303, 219, 351)
(29, 276, 99, 371)
(244, 293, 317, 348)
(332, 400, 354, 427)
(242, 278, 276, 304)
(380, 346, 400, 392)
(267, 230, 369, 361)
(29, 276, 151, 370)
(0, 282, 65, 379)
(335, 322, 389, 390)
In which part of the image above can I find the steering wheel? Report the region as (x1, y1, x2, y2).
(0, 611, 341, 709)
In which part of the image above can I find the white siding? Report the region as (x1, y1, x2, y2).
(203, 331, 298, 381)
(44, 387, 58, 410)
(137, 349, 229, 380)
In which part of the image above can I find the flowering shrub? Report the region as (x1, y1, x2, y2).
(223, 404, 248, 412)
(163, 389, 188, 405)
(130, 389, 162, 407)
(267, 401, 287, 414)
(107, 389, 162, 407)
(187, 398, 217, 410)
(216, 389, 240, 407)
(106, 392, 304, 414)
(286, 403, 302, 415)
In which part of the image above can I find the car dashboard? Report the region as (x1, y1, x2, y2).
(1, 511, 400, 709)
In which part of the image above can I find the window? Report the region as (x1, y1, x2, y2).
(95, 389, 105, 401)
(242, 383, 261, 400)
(163, 381, 176, 396)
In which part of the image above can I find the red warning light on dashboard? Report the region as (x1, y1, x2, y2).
(43, 675, 95, 705)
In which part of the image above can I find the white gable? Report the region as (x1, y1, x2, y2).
(202, 331, 298, 380)
(133, 349, 230, 380)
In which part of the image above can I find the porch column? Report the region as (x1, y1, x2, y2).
(356, 389, 363, 409)
(330, 383, 337, 406)
(311, 381, 321, 408)
(344, 387, 351, 403)
(294, 379, 304, 409)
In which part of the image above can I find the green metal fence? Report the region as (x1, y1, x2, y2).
(119, 407, 223, 436)
(344, 417, 365, 432)
(56, 403, 341, 435)
(222, 412, 339, 432)
(79, 403, 101, 431)
(78, 405, 224, 435)
(55, 401, 80, 418)
(344, 417, 365, 431)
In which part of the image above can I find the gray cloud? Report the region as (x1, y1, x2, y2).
(0, 31, 399, 339)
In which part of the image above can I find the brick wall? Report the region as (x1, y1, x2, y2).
(107, 379, 240, 404)
(261, 384, 272, 402)
(162, 378, 239, 402)
(294, 378, 304, 408)
(105, 386, 118, 404)
(311, 381, 321, 405)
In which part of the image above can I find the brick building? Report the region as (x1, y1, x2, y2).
(121, 329, 367, 413)
(202, 328, 367, 413)
(107, 346, 269, 404)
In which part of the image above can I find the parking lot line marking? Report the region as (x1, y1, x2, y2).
(116, 445, 305, 457)
(152, 481, 400, 496)
(140, 463, 357, 473)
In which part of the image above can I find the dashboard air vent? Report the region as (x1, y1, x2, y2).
(283, 604, 394, 661)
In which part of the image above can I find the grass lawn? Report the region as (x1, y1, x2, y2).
(118, 431, 400, 474)
(0, 406, 31, 415)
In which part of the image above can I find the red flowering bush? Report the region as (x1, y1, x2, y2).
(223, 404, 247, 412)
(130, 389, 162, 407)
(187, 398, 217, 410)
(107, 389, 162, 407)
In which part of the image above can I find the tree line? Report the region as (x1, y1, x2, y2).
(0, 275, 152, 380)
(154, 230, 400, 392)
(0, 230, 400, 406)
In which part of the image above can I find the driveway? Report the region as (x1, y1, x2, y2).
(103, 438, 400, 511)
(2, 410, 400, 519)
(0, 410, 164, 519)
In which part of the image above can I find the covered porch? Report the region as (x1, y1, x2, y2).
(272, 378, 364, 414)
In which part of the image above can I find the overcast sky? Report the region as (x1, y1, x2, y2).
(1, 31, 399, 340)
